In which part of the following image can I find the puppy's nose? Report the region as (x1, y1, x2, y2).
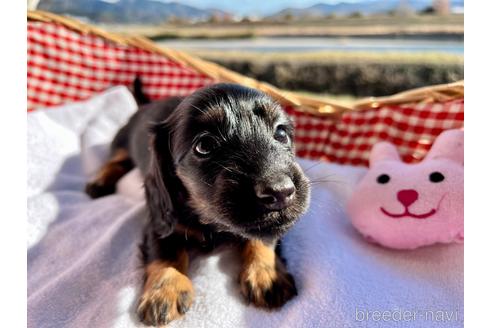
(397, 189, 419, 207)
(255, 176, 295, 210)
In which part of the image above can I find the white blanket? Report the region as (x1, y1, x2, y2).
(27, 87, 464, 328)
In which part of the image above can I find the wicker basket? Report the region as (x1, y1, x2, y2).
(27, 10, 464, 166)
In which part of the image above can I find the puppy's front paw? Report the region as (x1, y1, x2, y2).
(239, 261, 297, 309)
(137, 267, 194, 326)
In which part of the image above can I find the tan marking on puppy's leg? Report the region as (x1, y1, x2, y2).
(85, 149, 133, 198)
(137, 250, 194, 326)
(239, 239, 297, 309)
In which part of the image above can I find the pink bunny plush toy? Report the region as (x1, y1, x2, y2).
(347, 129, 464, 249)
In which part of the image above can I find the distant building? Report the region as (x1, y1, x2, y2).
(433, 0, 451, 15)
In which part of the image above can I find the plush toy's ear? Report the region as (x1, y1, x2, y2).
(424, 129, 464, 165)
(369, 142, 400, 167)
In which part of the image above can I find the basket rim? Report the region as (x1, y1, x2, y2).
(27, 10, 464, 116)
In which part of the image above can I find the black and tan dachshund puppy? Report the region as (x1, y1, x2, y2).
(86, 83, 310, 326)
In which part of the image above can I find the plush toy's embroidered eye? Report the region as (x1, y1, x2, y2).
(429, 171, 445, 183)
(377, 174, 390, 184)
(194, 136, 218, 156)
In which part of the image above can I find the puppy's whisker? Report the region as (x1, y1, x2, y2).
(200, 178, 212, 187)
(308, 180, 347, 186)
(223, 178, 240, 185)
(190, 104, 207, 115)
(308, 178, 338, 184)
(216, 127, 228, 143)
(214, 162, 247, 177)
(314, 178, 347, 184)
(215, 163, 235, 173)
(309, 173, 337, 180)
(307, 174, 348, 186)
(302, 161, 324, 173)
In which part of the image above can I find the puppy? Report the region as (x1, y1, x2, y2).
(86, 83, 310, 326)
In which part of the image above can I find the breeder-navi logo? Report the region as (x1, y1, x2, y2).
(355, 308, 460, 323)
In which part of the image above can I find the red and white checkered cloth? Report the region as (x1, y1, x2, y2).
(286, 100, 463, 166)
(27, 21, 213, 110)
(27, 21, 464, 166)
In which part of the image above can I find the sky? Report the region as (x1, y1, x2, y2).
(167, 0, 364, 17)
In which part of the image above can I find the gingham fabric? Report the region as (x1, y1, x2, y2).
(27, 21, 213, 110)
(285, 99, 464, 166)
(27, 21, 464, 166)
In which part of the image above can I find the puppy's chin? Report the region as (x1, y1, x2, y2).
(238, 216, 297, 239)
(201, 211, 299, 240)
(234, 201, 307, 238)
(184, 188, 304, 240)
(191, 196, 308, 240)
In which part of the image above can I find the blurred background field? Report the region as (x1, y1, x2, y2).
(33, 0, 464, 103)
(107, 14, 464, 40)
(182, 51, 463, 98)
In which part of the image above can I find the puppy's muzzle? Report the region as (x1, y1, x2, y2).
(255, 175, 296, 211)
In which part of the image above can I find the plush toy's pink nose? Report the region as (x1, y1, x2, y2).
(397, 189, 419, 207)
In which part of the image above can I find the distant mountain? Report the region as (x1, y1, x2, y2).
(37, 0, 229, 23)
(37, 0, 464, 23)
(270, 0, 464, 18)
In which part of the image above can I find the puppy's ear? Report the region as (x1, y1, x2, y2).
(144, 121, 179, 238)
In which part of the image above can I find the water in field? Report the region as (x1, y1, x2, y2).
(157, 36, 463, 55)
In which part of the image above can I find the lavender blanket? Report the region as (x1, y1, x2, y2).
(27, 87, 464, 328)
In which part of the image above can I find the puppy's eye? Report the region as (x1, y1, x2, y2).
(274, 125, 289, 144)
(194, 136, 217, 156)
(377, 174, 390, 184)
(429, 171, 445, 183)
